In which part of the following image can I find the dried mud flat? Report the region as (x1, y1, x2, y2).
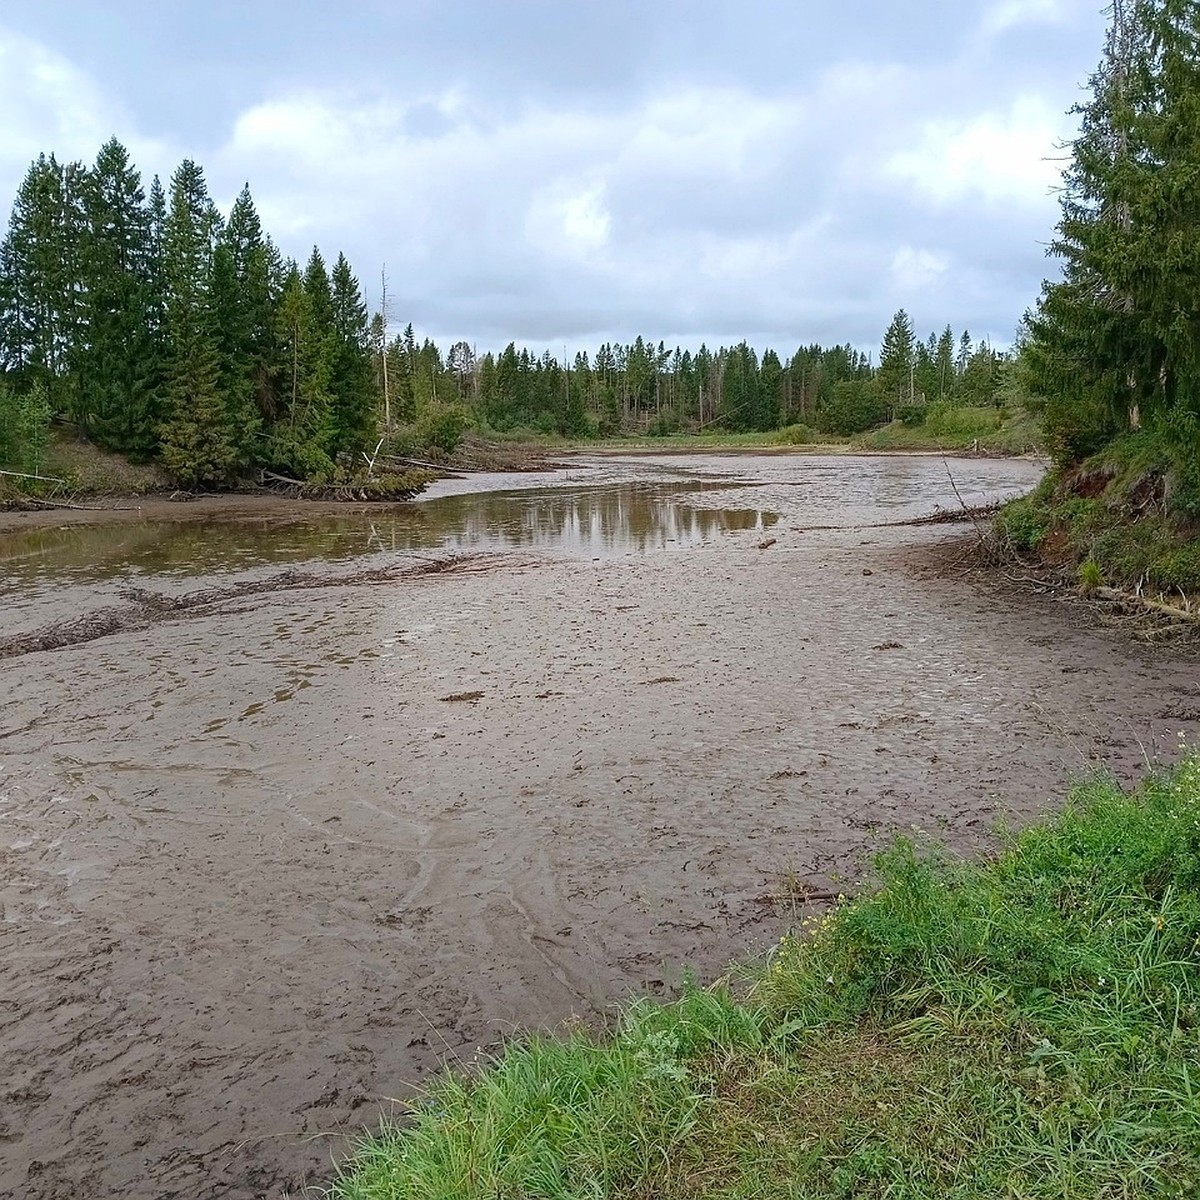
(2, 458, 1200, 1199)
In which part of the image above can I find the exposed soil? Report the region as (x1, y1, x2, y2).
(2, 456, 1198, 1200)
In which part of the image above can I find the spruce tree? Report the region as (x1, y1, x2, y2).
(876, 309, 915, 413)
(329, 251, 376, 459)
(0, 153, 86, 418)
(935, 325, 956, 403)
(158, 159, 236, 487)
(76, 138, 161, 456)
(215, 184, 273, 455)
(269, 263, 333, 476)
(1023, 0, 1191, 461)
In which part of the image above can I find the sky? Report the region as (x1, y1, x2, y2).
(0, 1, 1108, 357)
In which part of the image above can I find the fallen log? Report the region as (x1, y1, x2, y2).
(13, 497, 142, 513)
(1092, 585, 1200, 624)
(0, 469, 67, 484)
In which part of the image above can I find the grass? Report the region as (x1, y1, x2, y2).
(854, 407, 1043, 456)
(329, 755, 1200, 1199)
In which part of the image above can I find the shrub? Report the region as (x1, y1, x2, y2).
(777, 423, 812, 445)
(418, 405, 469, 456)
(997, 497, 1048, 552)
(817, 381, 889, 436)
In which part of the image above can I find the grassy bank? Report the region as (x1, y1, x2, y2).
(997, 431, 1200, 594)
(854, 406, 1043, 457)
(500, 408, 1043, 457)
(331, 757, 1200, 1199)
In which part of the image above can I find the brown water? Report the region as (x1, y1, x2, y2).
(2, 453, 1197, 1199)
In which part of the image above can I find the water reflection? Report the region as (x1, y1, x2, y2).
(0, 482, 779, 591)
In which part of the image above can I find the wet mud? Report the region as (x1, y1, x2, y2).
(2, 454, 1198, 1199)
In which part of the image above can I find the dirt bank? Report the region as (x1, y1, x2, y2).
(1, 457, 1197, 1199)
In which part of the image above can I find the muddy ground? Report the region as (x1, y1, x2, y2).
(1, 455, 1198, 1199)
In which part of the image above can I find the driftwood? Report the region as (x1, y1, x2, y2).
(792, 501, 1001, 534)
(11, 497, 142, 513)
(376, 452, 454, 472)
(0, 469, 67, 484)
(261, 468, 431, 502)
(1091, 586, 1200, 624)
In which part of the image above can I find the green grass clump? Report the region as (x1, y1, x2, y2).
(330, 757, 1200, 1200)
(854, 406, 1042, 456)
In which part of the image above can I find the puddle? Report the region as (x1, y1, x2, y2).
(0, 479, 775, 590)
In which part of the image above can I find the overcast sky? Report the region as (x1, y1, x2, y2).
(0, 1, 1107, 356)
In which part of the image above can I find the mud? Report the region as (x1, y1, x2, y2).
(2, 454, 1199, 1199)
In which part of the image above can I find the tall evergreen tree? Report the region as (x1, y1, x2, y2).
(158, 159, 236, 486)
(76, 138, 161, 456)
(1028, 0, 1200, 466)
(0, 153, 87, 418)
(218, 185, 275, 441)
(876, 308, 915, 412)
(269, 263, 333, 475)
(934, 325, 956, 402)
(329, 251, 376, 458)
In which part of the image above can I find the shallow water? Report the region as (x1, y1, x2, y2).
(0, 453, 1029, 592)
(5, 453, 1198, 1200)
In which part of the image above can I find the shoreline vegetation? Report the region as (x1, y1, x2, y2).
(0, 141, 1034, 505)
(330, 757, 1200, 1200)
(0, 406, 1045, 513)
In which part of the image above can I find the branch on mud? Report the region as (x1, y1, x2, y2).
(791, 501, 1001, 534)
(0, 554, 503, 660)
(1092, 586, 1200, 625)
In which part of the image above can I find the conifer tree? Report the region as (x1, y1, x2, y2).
(876, 309, 915, 412)
(76, 138, 161, 456)
(329, 252, 376, 458)
(158, 159, 237, 486)
(934, 325, 956, 402)
(0, 153, 86, 417)
(269, 263, 333, 476)
(1026, 0, 1200, 472)
(217, 185, 274, 444)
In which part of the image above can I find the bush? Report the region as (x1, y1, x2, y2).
(997, 497, 1048, 552)
(817, 381, 889, 436)
(896, 404, 927, 428)
(777, 423, 812, 445)
(418, 405, 469, 456)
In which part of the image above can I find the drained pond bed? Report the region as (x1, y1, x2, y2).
(2, 453, 1198, 1198)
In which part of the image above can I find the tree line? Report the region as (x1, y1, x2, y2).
(0, 137, 1011, 487)
(1026, 0, 1200, 510)
(0, 142, 375, 487)
(390, 314, 1005, 442)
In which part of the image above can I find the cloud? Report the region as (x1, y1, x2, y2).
(891, 247, 950, 292)
(980, 0, 1069, 37)
(884, 95, 1067, 209)
(0, 27, 167, 183)
(0, 6, 1100, 355)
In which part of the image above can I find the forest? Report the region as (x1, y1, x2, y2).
(1024, 0, 1199, 484)
(998, 0, 1200, 593)
(0, 141, 1010, 490)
